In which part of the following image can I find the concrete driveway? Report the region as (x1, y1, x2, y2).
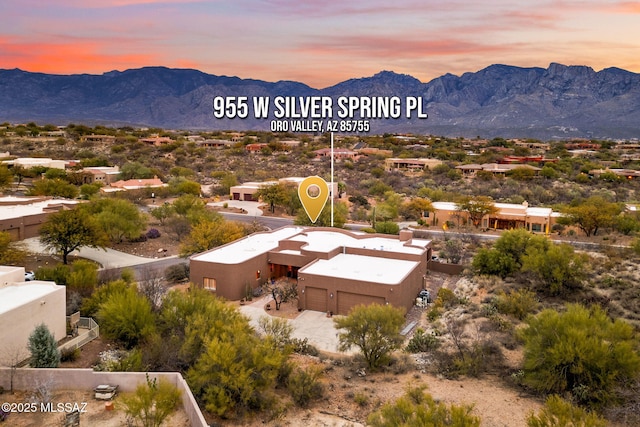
(240, 296, 353, 355)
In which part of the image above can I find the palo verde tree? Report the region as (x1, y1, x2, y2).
(255, 182, 288, 213)
(179, 217, 248, 257)
(334, 303, 406, 370)
(0, 231, 28, 265)
(185, 293, 289, 418)
(27, 323, 61, 368)
(521, 242, 588, 295)
(294, 200, 348, 228)
(557, 195, 621, 237)
(121, 374, 181, 427)
(80, 197, 148, 243)
(97, 285, 157, 349)
(519, 304, 640, 407)
(456, 195, 498, 229)
(39, 207, 108, 264)
(472, 228, 549, 278)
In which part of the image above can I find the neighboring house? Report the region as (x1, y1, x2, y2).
(104, 177, 167, 192)
(246, 143, 268, 153)
(384, 158, 443, 172)
(81, 166, 120, 185)
(0, 266, 66, 358)
(429, 201, 555, 234)
(81, 135, 116, 144)
(0, 196, 79, 240)
(8, 158, 67, 170)
(314, 148, 360, 161)
(589, 168, 640, 180)
(190, 226, 432, 315)
(229, 177, 339, 202)
(197, 139, 236, 149)
(139, 136, 173, 146)
(455, 163, 541, 178)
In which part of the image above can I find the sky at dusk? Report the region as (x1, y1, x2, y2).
(1, 0, 640, 88)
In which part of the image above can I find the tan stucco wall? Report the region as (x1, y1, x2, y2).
(0, 283, 66, 357)
(0, 368, 207, 427)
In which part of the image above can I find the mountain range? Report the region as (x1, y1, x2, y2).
(2, 63, 640, 140)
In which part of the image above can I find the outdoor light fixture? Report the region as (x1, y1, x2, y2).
(330, 293, 334, 299)
(301, 289, 305, 294)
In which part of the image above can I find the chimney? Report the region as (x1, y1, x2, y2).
(399, 229, 413, 242)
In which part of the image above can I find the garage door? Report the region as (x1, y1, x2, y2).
(337, 292, 385, 315)
(305, 287, 327, 312)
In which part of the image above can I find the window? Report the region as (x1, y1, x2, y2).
(531, 223, 542, 232)
(203, 277, 216, 291)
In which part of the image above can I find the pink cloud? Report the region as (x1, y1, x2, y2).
(0, 36, 159, 73)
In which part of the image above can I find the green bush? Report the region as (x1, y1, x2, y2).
(493, 288, 539, 320)
(60, 347, 80, 363)
(164, 263, 189, 282)
(406, 328, 440, 353)
(367, 386, 481, 426)
(527, 395, 606, 427)
(519, 304, 640, 406)
(354, 392, 369, 407)
(287, 366, 324, 407)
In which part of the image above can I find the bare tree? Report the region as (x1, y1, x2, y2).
(29, 375, 56, 405)
(1, 344, 29, 393)
(443, 316, 468, 360)
(138, 266, 168, 311)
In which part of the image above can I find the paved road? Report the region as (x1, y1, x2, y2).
(23, 237, 188, 281)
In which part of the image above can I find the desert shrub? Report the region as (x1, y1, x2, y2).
(290, 337, 319, 356)
(146, 228, 161, 239)
(258, 316, 293, 350)
(287, 365, 324, 407)
(388, 353, 415, 375)
(60, 347, 80, 363)
(354, 392, 369, 407)
(121, 374, 181, 427)
(433, 287, 459, 309)
(493, 288, 539, 320)
(367, 386, 481, 426)
(527, 395, 606, 427)
(130, 233, 148, 243)
(520, 303, 640, 406)
(406, 328, 440, 353)
(164, 263, 189, 282)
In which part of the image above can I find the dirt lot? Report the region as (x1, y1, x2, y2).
(0, 389, 189, 427)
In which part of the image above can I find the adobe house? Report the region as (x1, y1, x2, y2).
(429, 201, 555, 234)
(0, 196, 79, 240)
(189, 227, 432, 315)
(0, 266, 66, 357)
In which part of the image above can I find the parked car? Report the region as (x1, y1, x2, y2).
(431, 255, 441, 262)
(24, 271, 35, 281)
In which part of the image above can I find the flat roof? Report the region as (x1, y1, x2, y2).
(0, 282, 63, 315)
(300, 253, 419, 284)
(191, 226, 305, 264)
(288, 230, 427, 255)
(0, 199, 79, 221)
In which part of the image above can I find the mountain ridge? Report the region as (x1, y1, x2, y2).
(2, 64, 640, 139)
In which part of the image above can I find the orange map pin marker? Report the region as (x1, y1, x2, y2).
(298, 176, 329, 223)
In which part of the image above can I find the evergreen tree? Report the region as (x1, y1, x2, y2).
(28, 323, 61, 368)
